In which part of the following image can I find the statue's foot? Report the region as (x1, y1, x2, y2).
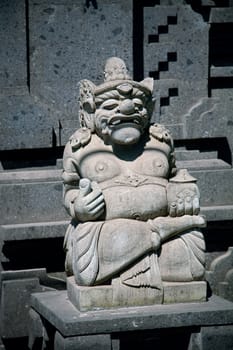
(149, 215, 206, 242)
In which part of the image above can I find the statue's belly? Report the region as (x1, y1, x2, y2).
(103, 184, 167, 221)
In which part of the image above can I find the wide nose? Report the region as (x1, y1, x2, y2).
(119, 99, 135, 115)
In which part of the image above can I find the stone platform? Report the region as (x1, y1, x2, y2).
(67, 276, 207, 311)
(28, 291, 233, 350)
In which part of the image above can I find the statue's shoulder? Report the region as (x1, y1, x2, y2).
(149, 123, 174, 148)
(148, 123, 176, 176)
(68, 127, 92, 152)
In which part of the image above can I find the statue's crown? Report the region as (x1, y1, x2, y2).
(78, 57, 154, 129)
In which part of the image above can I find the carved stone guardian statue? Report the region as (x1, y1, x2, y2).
(62, 57, 206, 310)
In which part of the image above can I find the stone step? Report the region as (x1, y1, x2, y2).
(1, 220, 67, 241)
(0, 168, 62, 184)
(177, 158, 231, 171)
(0, 166, 232, 225)
(175, 150, 218, 161)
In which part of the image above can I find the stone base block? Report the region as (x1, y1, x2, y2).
(67, 277, 113, 311)
(67, 277, 207, 311)
(163, 281, 207, 304)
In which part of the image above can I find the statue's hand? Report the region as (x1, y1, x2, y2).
(169, 193, 200, 217)
(74, 178, 105, 222)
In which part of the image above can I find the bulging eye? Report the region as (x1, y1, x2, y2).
(101, 99, 119, 110)
(133, 98, 143, 109)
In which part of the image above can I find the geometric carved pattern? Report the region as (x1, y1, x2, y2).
(149, 52, 177, 80)
(160, 87, 179, 107)
(148, 15, 177, 43)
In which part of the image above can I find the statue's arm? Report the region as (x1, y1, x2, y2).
(148, 169, 206, 243)
(62, 147, 105, 222)
(62, 152, 81, 218)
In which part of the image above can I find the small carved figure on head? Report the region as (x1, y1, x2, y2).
(104, 57, 131, 82)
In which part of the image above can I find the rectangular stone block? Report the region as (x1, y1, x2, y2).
(202, 205, 233, 222)
(54, 332, 112, 350)
(67, 277, 206, 312)
(191, 168, 233, 207)
(201, 325, 233, 350)
(67, 277, 113, 312)
(30, 291, 233, 336)
(0, 269, 66, 339)
(0, 94, 56, 150)
(210, 8, 233, 23)
(163, 281, 207, 304)
(175, 150, 218, 161)
(1, 220, 67, 241)
(0, 278, 43, 338)
(177, 159, 231, 171)
(0, 180, 67, 225)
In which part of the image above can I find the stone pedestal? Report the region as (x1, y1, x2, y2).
(67, 276, 207, 311)
(28, 291, 233, 350)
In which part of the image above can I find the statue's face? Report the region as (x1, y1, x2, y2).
(94, 84, 151, 145)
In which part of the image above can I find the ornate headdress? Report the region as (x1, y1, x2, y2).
(78, 57, 154, 131)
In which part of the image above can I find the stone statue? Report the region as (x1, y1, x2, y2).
(62, 57, 206, 309)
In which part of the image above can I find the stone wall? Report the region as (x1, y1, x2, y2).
(0, 0, 233, 348)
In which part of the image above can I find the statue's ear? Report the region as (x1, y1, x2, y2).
(139, 78, 155, 118)
(140, 77, 154, 94)
(78, 79, 96, 131)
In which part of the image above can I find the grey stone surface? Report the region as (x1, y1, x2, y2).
(210, 8, 233, 23)
(30, 291, 233, 337)
(184, 96, 233, 141)
(0, 92, 61, 150)
(0, 168, 62, 184)
(175, 150, 218, 161)
(144, 5, 209, 132)
(210, 66, 233, 78)
(146, 6, 209, 82)
(143, 3, 233, 160)
(30, 0, 133, 88)
(0, 0, 133, 150)
(1, 278, 45, 338)
(201, 205, 233, 222)
(178, 159, 231, 171)
(29, 0, 133, 148)
(1, 220, 67, 241)
(163, 281, 207, 304)
(0, 168, 68, 227)
(27, 309, 44, 350)
(0, 269, 65, 339)
(206, 248, 233, 298)
(0, 0, 27, 89)
(210, 89, 233, 159)
(219, 269, 233, 303)
(0, 181, 67, 225)
(201, 325, 233, 350)
(190, 169, 233, 207)
(54, 332, 111, 350)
